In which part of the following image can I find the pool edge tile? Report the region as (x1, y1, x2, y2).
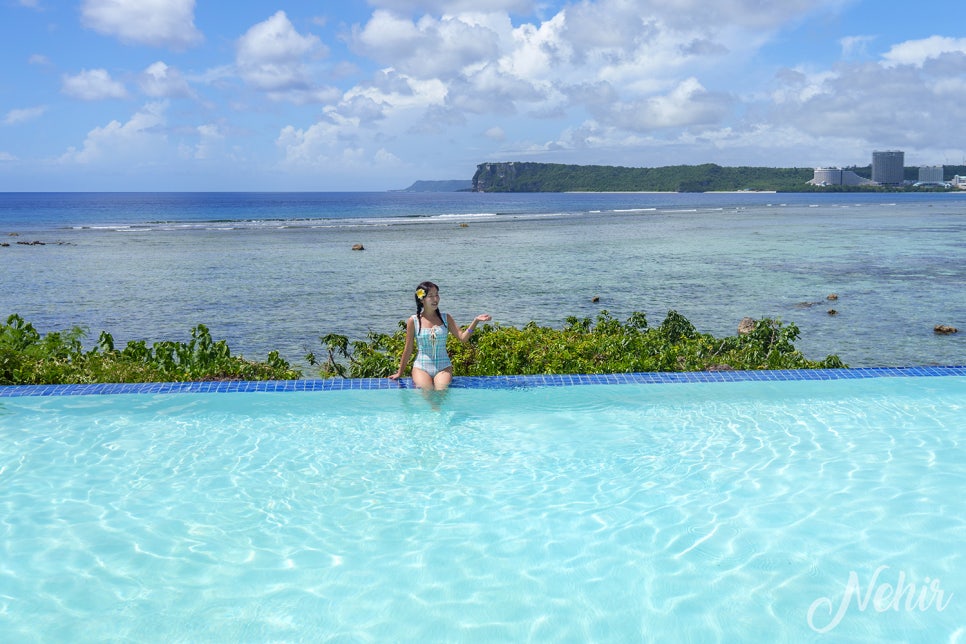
(2, 366, 965, 397)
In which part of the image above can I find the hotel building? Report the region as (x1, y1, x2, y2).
(872, 150, 905, 185)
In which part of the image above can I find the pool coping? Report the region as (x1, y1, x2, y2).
(1, 366, 964, 397)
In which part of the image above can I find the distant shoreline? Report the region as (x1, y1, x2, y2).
(560, 190, 779, 194)
(468, 161, 966, 193)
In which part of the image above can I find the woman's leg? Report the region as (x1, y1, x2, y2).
(411, 367, 435, 391)
(433, 367, 453, 391)
(413, 366, 445, 410)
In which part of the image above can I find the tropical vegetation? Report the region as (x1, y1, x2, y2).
(314, 310, 846, 378)
(0, 314, 300, 385)
(1, 311, 846, 385)
(470, 161, 966, 193)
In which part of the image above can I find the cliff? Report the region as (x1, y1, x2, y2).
(471, 162, 816, 192)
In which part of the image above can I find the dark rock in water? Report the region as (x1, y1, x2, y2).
(737, 317, 755, 335)
(351, 244, 365, 251)
(827, 309, 838, 316)
(591, 295, 600, 303)
(934, 324, 958, 334)
(827, 293, 839, 300)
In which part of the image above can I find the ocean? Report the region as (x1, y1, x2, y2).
(1, 191, 963, 374)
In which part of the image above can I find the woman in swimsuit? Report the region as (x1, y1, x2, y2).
(389, 281, 491, 392)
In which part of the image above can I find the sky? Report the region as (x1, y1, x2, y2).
(1, 0, 965, 191)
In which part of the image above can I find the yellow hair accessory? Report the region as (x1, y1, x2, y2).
(415, 288, 426, 299)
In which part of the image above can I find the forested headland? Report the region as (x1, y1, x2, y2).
(470, 161, 966, 192)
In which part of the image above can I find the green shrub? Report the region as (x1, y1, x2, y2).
(314, 310, 847, 378)
(0, 311, 846, 385)
(0, 314, 301, 385)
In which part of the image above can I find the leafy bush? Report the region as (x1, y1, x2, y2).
(0, 314, 301, 385)
(314, 310, 846, 378)
(1, 311, 846, 385)
(310, 331, 404, 379)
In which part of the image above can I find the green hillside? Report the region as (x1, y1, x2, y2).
(471, 162, 814, 192)
(470, 161, 966, 192)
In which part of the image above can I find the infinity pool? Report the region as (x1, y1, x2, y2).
(1, 370, 964, 642)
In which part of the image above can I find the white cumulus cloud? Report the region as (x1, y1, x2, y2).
(606, 77, 732, 130)
(840, 35, 875, 59)
(4, 105, 47, 126)
(767, 52, 966, 157)
(368, 0, 535, 12)
(276, 107, 409, 174)
(30, 0, 958, 187)
(81, 0, 203, 49)
(882, 35, 966, 67)
(61, 69, 128, 100)
(60, 102, 168, 164)
(352, 11, 501, 79)
(484, 125, 506, 141)
(236, 11, 324, 93)
(138, 62, 193, 98)
(191, 123, 224, 160)
(343, 0, 816, 142)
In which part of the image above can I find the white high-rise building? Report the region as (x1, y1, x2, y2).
(918, 165, 944, 184)
(872, 150, 904, 185)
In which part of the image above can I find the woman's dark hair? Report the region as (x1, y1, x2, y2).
(414, 281, 440, 331)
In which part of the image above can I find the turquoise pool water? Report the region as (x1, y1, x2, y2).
(1, 373, 964, 641)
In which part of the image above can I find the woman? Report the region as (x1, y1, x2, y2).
(389, 281, 491, 392)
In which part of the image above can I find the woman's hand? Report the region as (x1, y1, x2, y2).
(389, 370, 403, 380)
(457, 314, 492, 342)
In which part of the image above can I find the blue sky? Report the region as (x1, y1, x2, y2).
(2, 0, 964, 191)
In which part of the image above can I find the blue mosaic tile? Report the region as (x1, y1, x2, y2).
(0, 366, 966, 398)
(1, 366, 964, 397)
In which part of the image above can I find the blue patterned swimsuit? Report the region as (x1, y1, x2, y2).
(412, 314, 452, 376)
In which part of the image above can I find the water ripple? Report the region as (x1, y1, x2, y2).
(1, 379, 965, 640)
